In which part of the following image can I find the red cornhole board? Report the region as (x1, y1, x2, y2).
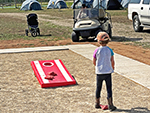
(31, 59, 76, 88)
(100, 104, 108, 110)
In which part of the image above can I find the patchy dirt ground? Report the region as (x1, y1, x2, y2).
(0, 50, 150, 113)
(1, 12, 150, 67)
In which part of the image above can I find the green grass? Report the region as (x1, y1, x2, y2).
(0, 8, 73, 41)
(107, 9, 128, 16)
(133, 42, 150, 49)
(66, 1, 73, 8)
(0, 18, 72, 41)
(0, 8, 23, 13)
(0, 16, 26, 40)
(123, 41, 150, 49)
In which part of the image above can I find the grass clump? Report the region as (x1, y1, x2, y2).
(133, 42, 150, 49)
(0, 9, 72, 41)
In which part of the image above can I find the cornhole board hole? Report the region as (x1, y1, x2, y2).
(31, 59, 76, 88)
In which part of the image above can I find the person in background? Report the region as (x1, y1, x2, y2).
(77, 4, 90, 19)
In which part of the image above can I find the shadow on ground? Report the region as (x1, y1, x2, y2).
(111, 36, 143, 42)
(38, 34, 52, 37)
(115, 107, 150, 113)
(142, 29, 150, 33)
(78, 36, 143, 42)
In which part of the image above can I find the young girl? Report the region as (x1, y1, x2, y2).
(93, 32, 117, 111)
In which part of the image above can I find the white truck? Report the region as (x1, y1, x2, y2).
(128, 0, 150, 32)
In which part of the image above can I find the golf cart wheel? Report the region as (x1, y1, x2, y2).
(31, 31, 37, 37)
(25, 29, 28, 36)
(72, 31, 79, 42)
(107, 24, 112, 38)
(133, 15, 143, 32)
(37, 28, 40, 36)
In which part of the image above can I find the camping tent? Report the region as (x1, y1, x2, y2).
(97, 0, 122, 9)
(20, 0, 42, 11)
(119, 0, 129, 8)
(93, 0, 129, 9)
(47, 0, 67, 9)
(71, 0, 94, 9)
(73, 0, 129, 9)
(107, 0, 122, 9)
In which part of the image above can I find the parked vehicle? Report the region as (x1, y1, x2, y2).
(71, 0, 112, 42)
(128, 0, 150, 32)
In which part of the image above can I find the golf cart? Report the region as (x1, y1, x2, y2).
(71, 0, 112, 42)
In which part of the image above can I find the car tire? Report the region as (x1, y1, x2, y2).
(133, 15, 143, 32)
(72, 31, 79, 42)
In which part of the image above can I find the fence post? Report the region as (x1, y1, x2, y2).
(14, 0, 17, 8)
(59, 5, 61, 11)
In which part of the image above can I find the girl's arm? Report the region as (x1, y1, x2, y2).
(93, 48, 98, 66)
(111, 55, 115, 70)
(93, 57, 96, 66)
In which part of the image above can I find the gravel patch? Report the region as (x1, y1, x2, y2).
(0, 50, 149, 113)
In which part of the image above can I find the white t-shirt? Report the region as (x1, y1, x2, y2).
(93, 46, 114, 74)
